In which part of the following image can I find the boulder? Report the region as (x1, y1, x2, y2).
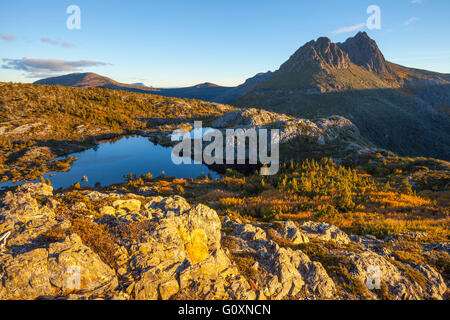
(302, 221, 350, 244)
(0, 234, 118, 299)
(112, 199, 141, 212)
(278, 221, 309, 245)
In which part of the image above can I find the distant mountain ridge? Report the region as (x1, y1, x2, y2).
(34, 73, 234, 102)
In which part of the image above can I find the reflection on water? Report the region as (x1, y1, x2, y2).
(0, 136, 220, 190)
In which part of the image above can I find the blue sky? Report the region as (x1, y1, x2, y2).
(1, 0, 449, 87)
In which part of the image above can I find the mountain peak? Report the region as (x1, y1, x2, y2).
(354, 31, 370, 40)
(193, 82, 220, 88)
(280, 36, 350, 73)
(337, 32, 391, 74)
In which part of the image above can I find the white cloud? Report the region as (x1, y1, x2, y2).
(41, 37, 75, 48)
(404, 17, 419, 26)
(2, 57, 110, 78)
(411, 0, 422, 4)
(330, 23, 366, 35)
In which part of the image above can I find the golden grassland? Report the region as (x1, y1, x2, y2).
(75, 158, 447, 244)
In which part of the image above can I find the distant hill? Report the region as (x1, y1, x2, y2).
(34, 73, 161, 94)
(158, 82, 232, 101)
(130, 82, 153, 88)
(235, 32, 450, 160)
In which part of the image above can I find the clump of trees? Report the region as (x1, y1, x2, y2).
(276, 158, 369, 212)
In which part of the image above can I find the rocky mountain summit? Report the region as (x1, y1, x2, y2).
(279, 37, 351, 73)
(0, 183, 447, 300)
(337, 32, 392, 75)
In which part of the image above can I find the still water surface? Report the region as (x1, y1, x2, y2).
(0, 135, 220, 190)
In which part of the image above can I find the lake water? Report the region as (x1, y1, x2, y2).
(0, 135, 221, 190)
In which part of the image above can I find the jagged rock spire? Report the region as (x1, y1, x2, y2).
(338, 31, 391, 74)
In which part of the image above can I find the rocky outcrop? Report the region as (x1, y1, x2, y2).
(278, 221, 309, 245)
(0, 232, 118, 300)
(301, 221, 351, 245)
(227, 221, 336, 299)
(0, 183, 447, 300)
(211, 108, 374, 152)
(212, 108, 293, 128)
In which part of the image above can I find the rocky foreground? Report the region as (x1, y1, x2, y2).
(0, 183, 447, 300)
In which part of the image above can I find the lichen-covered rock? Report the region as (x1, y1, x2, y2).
(231, 224, 267, 242)
(344, 250, 447, 300)
(279, 221, 309, 245)
(144, 195, 191, 219)
(230, 222, 336, 300)
(302, 221, 350, 244)
(0, 248, 53, 299)
(47, 234, 118, 294)
(112, 199, 141, 212)
(100, 206, 116, 216)
(413, 264, 447, 300)
(212, 108, 293, 128)
(0, 183, 58, 252)
(0, 234, 117, 299)
(130, 197, 233, 300)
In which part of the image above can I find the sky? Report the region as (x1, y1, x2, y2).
(1, 0, 449, 87)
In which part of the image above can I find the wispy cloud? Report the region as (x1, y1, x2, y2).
(330, 23, 365, 35)
(0, 33, 15, 41)
(41, 37, 75, 48)
(404, 17, 419, 26)
(1, 57, 110, 78)
(411, 0, 422, 4)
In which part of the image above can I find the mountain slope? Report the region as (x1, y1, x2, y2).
(157, 82, 233, 101)
(235, 32, 450, 160)
(214, 71, 274, 103)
